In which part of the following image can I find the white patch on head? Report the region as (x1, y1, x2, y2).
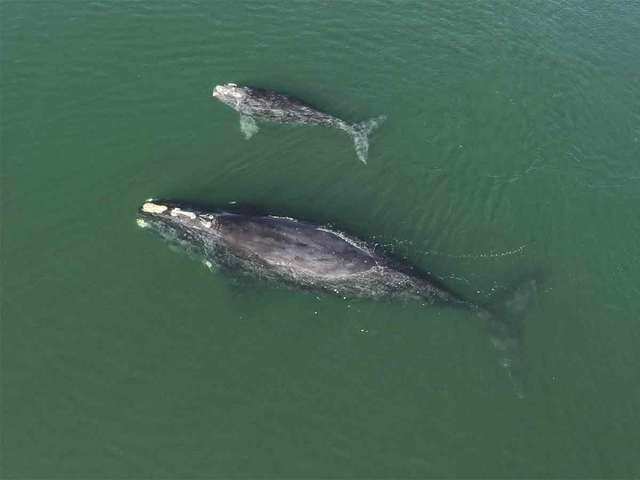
(142, 202, 168, 214)
(200, 219, 212, 228)
(203, 260, 213, 269)
(213, 83, 245, 100)
(213, 85, 226, 97)
(136, 218, 149, 228)
(170, 208, 196, 219)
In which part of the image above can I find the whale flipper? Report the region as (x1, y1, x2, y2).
(239, 115, 259, 140)
(349, 115, 386, 164)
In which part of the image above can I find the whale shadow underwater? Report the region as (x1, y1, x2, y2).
(137, 199, 539, 397)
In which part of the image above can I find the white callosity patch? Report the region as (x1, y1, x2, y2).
(136, 218, 149, 228)
(213, 83, 244, 99)
(142, 202, 168, 214)
(200, 219, 212, 228)
(170, 208, 196, 219)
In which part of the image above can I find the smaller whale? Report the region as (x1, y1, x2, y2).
(212, 83, 386, 164)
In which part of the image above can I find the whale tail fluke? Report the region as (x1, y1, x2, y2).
(482, 277, 540, 398)
(349, 115, 386, 164)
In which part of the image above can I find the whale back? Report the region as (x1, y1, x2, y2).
(240, 87, 338, 126)
(217, 213, 376, 278)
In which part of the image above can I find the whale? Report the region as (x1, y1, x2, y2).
(137, 200, 470, 306)
(212, 83, 386, 164)
(137, 200, 536, 396)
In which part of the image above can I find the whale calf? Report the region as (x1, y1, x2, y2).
(137, 200, 535, 395)
(212, 83, 386, 164)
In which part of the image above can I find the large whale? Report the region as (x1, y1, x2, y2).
(137, 200, 534, 395)
(212, 83, 386, 164)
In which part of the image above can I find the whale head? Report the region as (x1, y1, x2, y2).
(136, 199, 222, 255)
(212, 82, 247, 104)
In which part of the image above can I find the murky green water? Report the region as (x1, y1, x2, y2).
(2, 1, 639, 477)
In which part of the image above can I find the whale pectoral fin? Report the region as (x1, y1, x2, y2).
(239, 115, 259, 140)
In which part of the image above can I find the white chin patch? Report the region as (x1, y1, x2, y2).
(170, 207, 196, 219)
(142, 202, 168, 214)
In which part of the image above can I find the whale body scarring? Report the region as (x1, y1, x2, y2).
(212, 83, 386, 164)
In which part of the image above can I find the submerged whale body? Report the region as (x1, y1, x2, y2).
(212, 83, 386, 164)
(137, 200, 535, 396)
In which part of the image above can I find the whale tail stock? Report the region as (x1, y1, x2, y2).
(349, 115, 387, 164)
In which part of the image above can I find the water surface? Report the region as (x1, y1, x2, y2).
(2, 1, 639, 477)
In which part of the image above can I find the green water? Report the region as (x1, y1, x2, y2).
(2, 1, 640, 477)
